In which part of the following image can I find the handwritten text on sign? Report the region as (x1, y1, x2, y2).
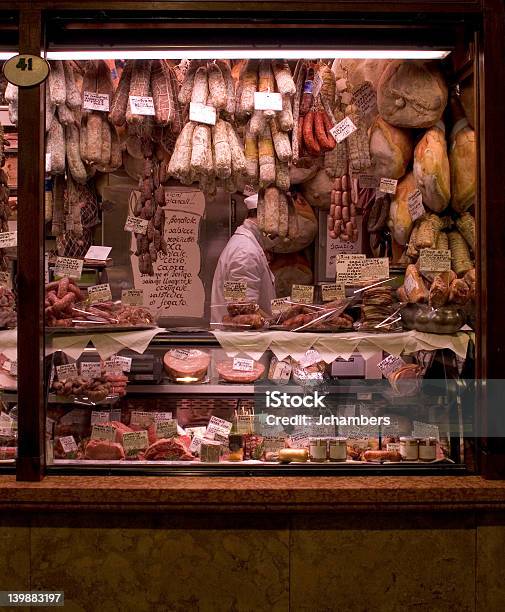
(329, 116, 357, 144)
(129, 96, 155, 116)
(132, 188, 205, 318)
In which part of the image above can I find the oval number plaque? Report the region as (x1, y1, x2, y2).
(3, 54, 50, 88)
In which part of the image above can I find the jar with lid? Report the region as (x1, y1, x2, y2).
(200, 440, 221, 463)
(228, 434, 244, 462)
(399, 436, 419, 461)
(328, 437, 347, 462)
(418, 437, 437, 462)
(309, 438, 327, 462)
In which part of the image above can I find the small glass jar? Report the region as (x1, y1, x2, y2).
(400, 436, 419, 461)
(418, 437, 437, 462)
(328, 437, 347, 462)
(309, 437, 327, 462)
(200, 440, 221, 463)
(228, 434, 244, 462)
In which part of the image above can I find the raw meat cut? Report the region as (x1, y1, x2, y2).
(163, 349, 210, 381)
(105, 421, 134, 443)
(217, 359, 265, 383)
(85, 439, 125, 460)
(144, 437, 194, 461)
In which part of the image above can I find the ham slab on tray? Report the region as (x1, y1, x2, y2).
(163, 349, 210, 381)
(216, 359, 265, 383)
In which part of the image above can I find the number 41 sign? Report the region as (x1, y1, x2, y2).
(3, 54, 50, 88)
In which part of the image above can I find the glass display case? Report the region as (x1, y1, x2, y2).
(5, 5, 504, 480)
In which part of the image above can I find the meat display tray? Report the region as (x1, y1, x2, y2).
(46, 325, 158, 334)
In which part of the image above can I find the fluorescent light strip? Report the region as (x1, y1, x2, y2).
(0, 52, 17, 60)
(46, 49, 450, 60)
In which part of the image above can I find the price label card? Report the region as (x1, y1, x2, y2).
(289, 432, 310, 448)
(155, 419, 178, 439)
(80, 362, 102, 380)
(111, 355, 132, 372)
(91, 424, 115, 441)
(407, 189, 425, 221)
(386, 442, 401, 453)
(154, 412, 173, 421)
(3, 54, 50, 88)
(224, 281, 248, 302)
(122, 430, 149, 453)
(232, 357, 254, 372)
(54, 257, 83, 280)
(109, 409, 122, 422)
(262, 435, 287, 452)
(335, 253, 366, 283)
(272, 360, 292, 382)
(205, 416, 233, 440)
(329, 116, 357, 144)
(169, 348, 191, 361)
(56, 363, 78, 381)
(271, 298, 290, 316)
(87, 283, 112, 304)
(103, 359, 123, 375)
(321, 283, 346, 302)
(360, 257, 390, 282)
(121, 289, 144, 306)
(298, 349, 322, 369)
(189, 435, 204, 454)
(9, 360, 17, 377)
(352, 81, 377, 116)
(84, 245, 112, 261)
(379, 177, 398, 195)
(129, 95, 155, 116)
(45, 152, 52, 173)
(130, 411, 154, 428)
(189, 102, 217, 125)
(413, 420, 440, 441)
(340, 91, 353, 105)
(358, 174, 379, 189)
(419, 249, 452, 272)
(59, 435, 78, 454)
(291, 284, 314, 304)
(91, 411, 110, 425)
(0, 231, 17, 248)
(253, 91, 283, 111)
(243, 184, 257, 197)
(312, 73, 324, 99)
(378, 355, 406, 378)
(83, 91, 110, 112)
(124, 215, 149, 234)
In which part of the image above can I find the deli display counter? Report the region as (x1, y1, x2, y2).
(7, 3, 505, 480)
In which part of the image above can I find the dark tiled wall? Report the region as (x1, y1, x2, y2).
(1, 512, 504, 611)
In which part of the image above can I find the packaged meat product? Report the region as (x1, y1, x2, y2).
(377, 60, 448, 128)
(217, 359, 265, 383)
(387, 172, 415, 246)
(84, 439, 125, 460)
(369, 117, 413, 179)
(413, 124, 450, 213)
(163, 349, 210, 382)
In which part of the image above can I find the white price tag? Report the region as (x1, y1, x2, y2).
(329, 117, 357, 144)
(271, 360, 292, 382)
(84, 245, 112, 261)
(360, 258, 390, 282)
(189, 102, 217, 125)
(59, 435, 78, 454)
(289, 432, 310, 448)
(232, 358, 254, 372)
(155, 419, 178, 439)
(335, 253, 366, 283)
(352, 81, 377, 116)
(111, 355, 132, 372)
(299, 349, 322, 369)
(90, 411, 111, 425)
(80, 362, 102, 380)
(83, 92, 110, 112)
(56, 363, 78, 381)
(129, 95, 155, 116)
(124, 215, 149, 234)
(87, 283, 112, 304)
(253, 91, 283, 111)
(122, 430, 149, 454)
(154, 412, 173, 422)
(170, 348, 191, 361)
(130, 411, 154, 427)
(0, 231, 17, 248)
(224, 281, 248, 302)
(419, 249, 452, 273)
(379, 178, 398, 195)
(271, 298, 290, 316)
(291, 284, 314, 304)
(91, 424, 115, 441)
(321, 283, 346, 302)
(358, 174, 379, 189)
(378, 355, 406, 378)
(121, 289, 144, 306)
(103, 359, 123, 375)
(9, 360, 17, 377)
(45, 152, 51, 173)
(408, 189, 425, 222)
(54, 257, 83, 280)
(189, 435, 204, 454)
(205, 416, 233, 440)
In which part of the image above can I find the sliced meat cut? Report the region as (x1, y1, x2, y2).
(85, 439, 125, 460)
(144, 437, 194, 461)
(163, 349, 210, 381)
(217, 359, 265, 383)
(104, 421, 134, 443)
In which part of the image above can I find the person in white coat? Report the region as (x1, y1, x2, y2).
(211, 194, 276, 322)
